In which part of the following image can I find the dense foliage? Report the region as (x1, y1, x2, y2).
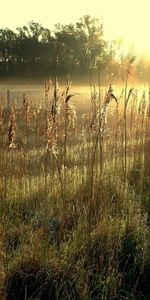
(0, 16, 107, 76)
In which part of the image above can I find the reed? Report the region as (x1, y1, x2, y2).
(0, 75, 150, 300)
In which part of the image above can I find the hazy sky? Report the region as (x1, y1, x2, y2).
(0, 0, 150, 55)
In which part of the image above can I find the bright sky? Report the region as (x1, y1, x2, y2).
(0, 0, 150, 56)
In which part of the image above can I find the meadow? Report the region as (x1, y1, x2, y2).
(0, 71, 150, 299)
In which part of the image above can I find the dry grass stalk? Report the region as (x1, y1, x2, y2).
(80, 126, 87, 146)
(0, 103, 3, 131)
(65, 97, 77, 130)
(23, 93, 31, 127)
(90, 85, 98, 128)
(51, 77, 59, 123)
(64, 78, 78, 131)
(100, 84, 117, 135)
(44, 79, 51, 99)
(46, 78, 60, 157)
(8, 106, 17, 149)
(33, 103, 41, 135)
(46, 112, 58, 157)
(138, 91, 147, 117)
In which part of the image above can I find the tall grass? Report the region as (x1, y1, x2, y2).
(0, 73, 150, 299)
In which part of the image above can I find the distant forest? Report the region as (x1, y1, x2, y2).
(0, 15, 150, 81)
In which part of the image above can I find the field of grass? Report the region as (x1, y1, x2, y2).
(0, 75, 150, 299)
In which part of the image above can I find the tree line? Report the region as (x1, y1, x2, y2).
(0, 15, 108, 77)
(1, 15, 150, 82)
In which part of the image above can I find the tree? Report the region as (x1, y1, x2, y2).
(0, 16, 108, 76)
(15, 22, 45, 71)
(75, 15, 106, 68)
(54, 23, 77, 70)
(0, 29, 17, 73)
